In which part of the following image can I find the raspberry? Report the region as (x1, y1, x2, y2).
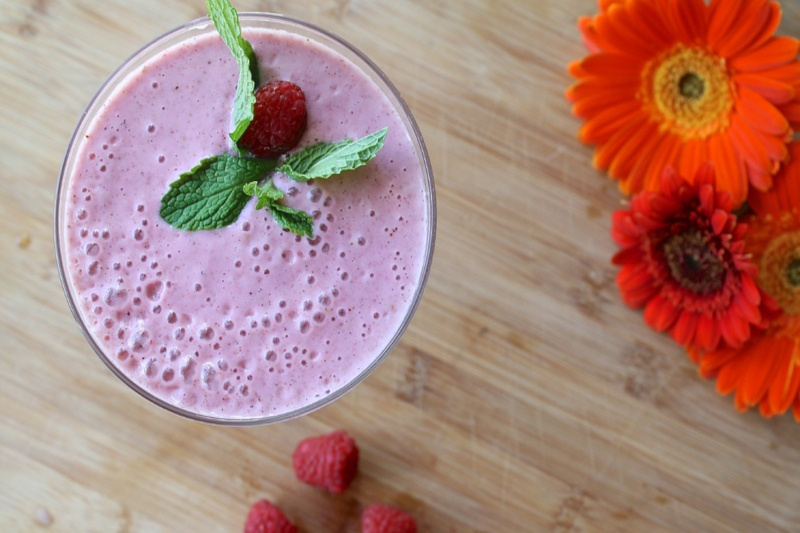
(239, 80, 307, 158)
(243, 499, 297, 533)
(292, 430, 359, 494)
(361, 504, 418, 533)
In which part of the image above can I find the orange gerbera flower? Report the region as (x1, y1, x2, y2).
(612, 164, 765, 352)
(567, 0, 800, 206)
(691, 143, 800, 419)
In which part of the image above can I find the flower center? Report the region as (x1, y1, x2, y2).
(760, 230, 800, 315)
(789, 259, 800, 286)
(662, 228, 726, 294)
(679, 72, 704, 100)
(641, 44, 733, 140)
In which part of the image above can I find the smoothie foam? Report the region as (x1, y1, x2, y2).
(55, 15, 434, 424)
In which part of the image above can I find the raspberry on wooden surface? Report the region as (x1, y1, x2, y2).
(292, 429, 359, 493)
(243, 499, 297, 533)
(361, 504, 418, 533)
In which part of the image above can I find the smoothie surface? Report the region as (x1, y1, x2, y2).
(60, 22, 430, 421)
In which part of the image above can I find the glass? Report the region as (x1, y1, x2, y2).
(54, 13, 435, 425)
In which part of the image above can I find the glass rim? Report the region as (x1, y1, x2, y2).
(54, 12, 436, 426)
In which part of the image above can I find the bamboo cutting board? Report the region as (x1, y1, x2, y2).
(4, 0, 800, 531)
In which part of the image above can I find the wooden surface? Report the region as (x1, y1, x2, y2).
(4, 0, 800, 531)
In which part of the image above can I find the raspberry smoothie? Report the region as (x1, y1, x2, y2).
(55, 15, 434, 424)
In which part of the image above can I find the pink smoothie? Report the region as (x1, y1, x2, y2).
(56, 16, 434, 423)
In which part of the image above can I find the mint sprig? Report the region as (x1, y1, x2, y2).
(161, 127, 388, 235)
(206, 0, 259, 143)
(160, 155, 275, 230)
(279, 127, 388, 182)
(243, 179, 283, 209)
(160, 0, 388, 237)
(243, 180, 314, 237)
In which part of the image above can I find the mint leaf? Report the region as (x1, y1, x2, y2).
(267, 203, 314, 238)
(206, 0, 259, 143)
(278, 127, 388, 182)
(243, 179, 283, 209)
(161, 155, 276, 230)
(243, 180, 314, 237)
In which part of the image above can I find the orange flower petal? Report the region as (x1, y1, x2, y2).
(730, 36, 800, 72)
(707, 134, 747, 206)
(627, 0, 672, 44)
(639, 134, 681, 193)
(608, 122, 660, 180)
(718, 313, 749, 348)
(594, 3, 667, 57)
(699, 344, 739, 377)
(758, 61, 800, 84)
(736, 86, 790, 136)
(740, 343, 780, 406)
(748, 141, 800, 214)
(578, 16, 600, 54)
(675, 139, 709, 180)
(715, 350, 749, 396)
(746, 163, 775, 193)
(707, 0, 744, 45)
(752, 127, 789, 168)
(592, 115, 649, 170)
(713, 0, 774, 58)
(576, 100, 642, 141)
(567, 60, 586, 79)
(766, 339, 800, 416)
(728, 114, 775, 178)
(665, 0, 707, 44)
(579, 52, 645, 78)
(743, 1, 783, 54)
(568, 74, 636, 102)
(777, 101, 800, 130)
(734, 72, 796, 104)
(620, 134, 663, 194)
(573, 90, 634, 124)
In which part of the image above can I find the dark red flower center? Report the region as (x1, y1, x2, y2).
(662, 228, 726, 294)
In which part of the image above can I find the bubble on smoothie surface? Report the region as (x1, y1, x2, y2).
(129, 329, 151, 352)
(199, 325, 214, 340)
(104, 287, 128, 307)
(143, 357, 158, 378)
(202, 362, 217, 389)
(145, 281, 164, 301)
(180, 357, 196, 381)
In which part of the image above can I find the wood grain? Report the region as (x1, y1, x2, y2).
(3, 0, 800, 531)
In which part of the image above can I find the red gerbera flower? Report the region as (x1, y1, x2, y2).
(612, 164, 766, 351)
(567, 0, 800, 206)
(691, 143, 800, 419)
